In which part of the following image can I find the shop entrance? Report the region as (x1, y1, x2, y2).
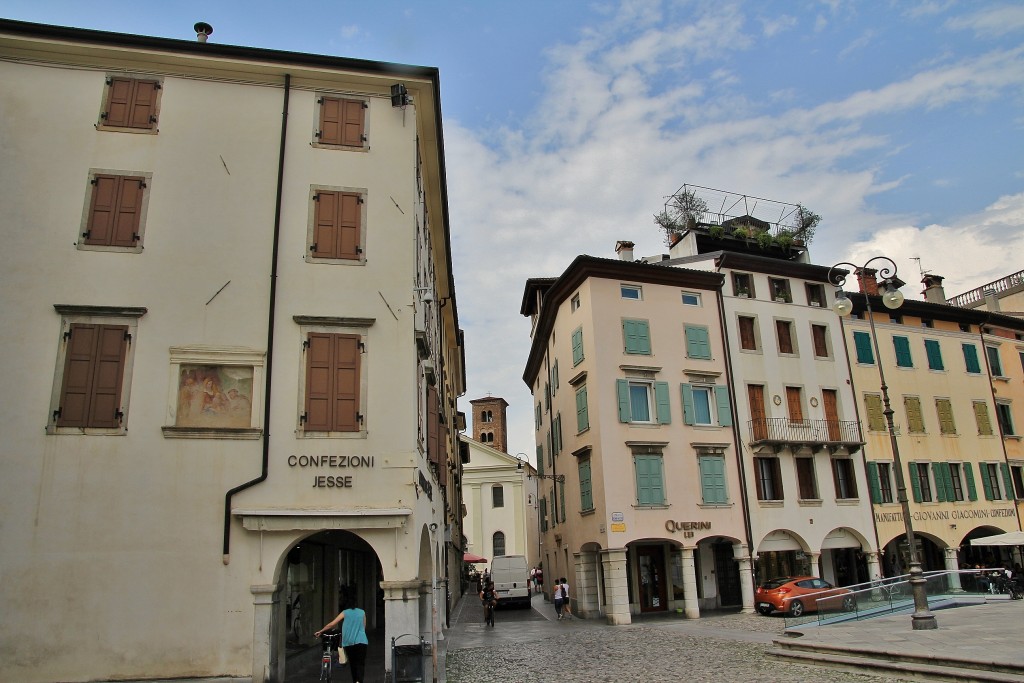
(712, 542, 742, 607)
(282, 530, 385, 683)
(637, 545, 667, 612)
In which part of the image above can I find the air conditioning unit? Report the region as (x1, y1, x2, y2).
(414, 306, 430, 359)
(422, 359, 436, 385)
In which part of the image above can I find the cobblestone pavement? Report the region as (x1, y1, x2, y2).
(446, 602, 905, 683)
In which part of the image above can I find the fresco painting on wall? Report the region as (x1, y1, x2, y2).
(176, 365, 253, 428)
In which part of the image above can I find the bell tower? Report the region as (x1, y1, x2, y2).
(469, 396, 509, 453)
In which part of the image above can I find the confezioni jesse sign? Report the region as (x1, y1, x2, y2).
(287, 454, 375, 488)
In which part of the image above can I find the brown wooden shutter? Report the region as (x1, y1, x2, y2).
(129, 80, 159, 129)
(341, 98, 365, 147)
(304, 332, 333, 431)
(319, 97, 343, 145)
(786, 386, 803, 423)
(748, 384, 768, 440)
(57, 323, 127, 428)
(337, 192, 361, 259)
(89, 325, 129, 428)
(112, 177, 145, 247)
(104, 77, 133, 127)
(427, 386, 439, 465)
(864, 394, 885, 431)
(822, 389, 840, 440)
(812, 325, 828, 357)
(776, 320, 793, 354)
(973, 401, 993, 436)
(313, 191, 339, 258)
(85, 175, 118, 245)
(333, 333, 360, 431)
(905, 396, 925, 433)
(739, 317, 756, 350)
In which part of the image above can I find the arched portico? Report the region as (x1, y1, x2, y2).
(819, 526, 873, 586)
(754, 529, 811, 584)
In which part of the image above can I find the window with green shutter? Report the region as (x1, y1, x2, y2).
(575, 385, 589, 433)
(634, 454, 665, 505)
(924, 339, 944, 371)
(559, 479, 566, 522)
(904, 396, 925, 433)
(698, 455, 728, 504)
(535, 402, 541, 430)
(963, 462, 978, 501)
(579, 459, 593, 511)
(715, 386, 732, 427)
(684, 325, 712, 359)
(654, 382, 671, 424)
(948, 463, 965, 501)
(1001, 463, 1015, 501)
(623, 319, 652, 355)
(864, 394, 886, 431)
(867, 462, 882, 503)
(540, 497, 548, 531)
(962, 343, 981, 373)
(536, 444, 544, 477)
(936, 398, 956, 435)
(893, 336, 913, 367)
(571, 327, 584, 365)
(974, 401, 993, 436)
(933, 462, 950, 502)
(853, 331, 874, 364)
(987, 346, 1004, 376)
(982, 462, 1000, 500)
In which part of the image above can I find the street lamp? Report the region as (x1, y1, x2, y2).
(515, 453, 565, 482)
(828, 256, 937, 631)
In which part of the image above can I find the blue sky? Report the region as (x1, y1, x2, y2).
(5, 1, 1023, 459)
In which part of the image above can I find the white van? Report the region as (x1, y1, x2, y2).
(489, 554, 531, 607)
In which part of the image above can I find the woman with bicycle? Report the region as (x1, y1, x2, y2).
(315, 599, 369, 683)
(479, 579, 497, 627)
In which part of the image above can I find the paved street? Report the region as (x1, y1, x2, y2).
(444, 593, 902, 683)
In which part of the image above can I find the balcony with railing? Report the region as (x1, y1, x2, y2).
(947, 268, 1024, 308)
(748, 417, 864, 453)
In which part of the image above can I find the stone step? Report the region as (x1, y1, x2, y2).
(772, 648, 1024, 683)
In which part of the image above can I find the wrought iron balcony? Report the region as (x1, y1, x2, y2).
(748, 417, 864, 453)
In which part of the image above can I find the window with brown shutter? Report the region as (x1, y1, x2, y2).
(427, 385, 440, 464)
(316, 96, 367, 147)
(776, 320, 794, 354)
(811, 324, 829, 358)
(311, 190, 364, 260)
(56, 323, 129, 428)
(786, 386, 804, 423)
(303, 332, 361, 432)
(82, 174, 148, 249)
(100, 77, 160, 131)
(738, 316, 758, 351)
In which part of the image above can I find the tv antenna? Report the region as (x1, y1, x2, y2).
(910, 257, 930, 279)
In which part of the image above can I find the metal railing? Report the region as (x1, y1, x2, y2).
(782, 570, 1003, 630)
(748, 417, 863, 446)
(947, 268, 1024, 308)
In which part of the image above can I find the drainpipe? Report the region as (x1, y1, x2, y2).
(222, 73, 291, 562)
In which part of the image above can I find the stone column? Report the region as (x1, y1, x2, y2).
(680, 546, 700, 619)
(808, 551, 821, 578)
(732, 543, 755, 614)
(865, 551, 882, 582)
(250, 583, 278, 683)
(944, 547, 963, 592)
(600, 547, 631, 625)
(381, 578, 422, 679)
(576, 550, 598, 618)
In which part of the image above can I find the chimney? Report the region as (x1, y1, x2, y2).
(615, 241, 635, 261)
(984, 289, 1001, 312)
(856, 267, 880, 296)
(921, 274, 946, 304)
(194, 22, 213, 43)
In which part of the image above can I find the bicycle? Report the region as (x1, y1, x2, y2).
(869, 580, 905, 602)
(482, 598, 496, 627)
(319, 631, 341, 681)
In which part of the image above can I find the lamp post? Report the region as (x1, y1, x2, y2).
(828, 256, 937, 630)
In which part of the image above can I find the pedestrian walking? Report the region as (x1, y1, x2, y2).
(530, 566, 537, 594)
(553, 579, 566, 620)
(315, 599, 369, 683)
(535, 566, 544, 596)
(560, 578, 572, 619)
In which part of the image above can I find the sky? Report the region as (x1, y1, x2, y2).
(5, 1, 1023, 461)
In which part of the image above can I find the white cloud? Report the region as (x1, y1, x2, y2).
(945, 5, 1024, 37)
(761, 14, 797, 38)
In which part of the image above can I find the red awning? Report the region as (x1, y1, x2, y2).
(463, 552, 488, 563)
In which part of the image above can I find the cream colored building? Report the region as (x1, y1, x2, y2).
(522, 250, 751, 624)
(844, 272, 1023, 577)
(0, 20, 465, 683)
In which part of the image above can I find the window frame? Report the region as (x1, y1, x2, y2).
(633, 450, 666, 506)
(877, 462, 894, 503)
(571, 327, 584, 366)
(622, 318, 652, 355)
(305, 185, 368, 264)
(936, 398, 957, 435)
(986, 344, 1005, 376)
(492, 531, 506, 557)
(831, 458, 859, 500)
(579, 457, 594, 511)
(684, 324, 712, 359)
(737, 315, 760, 352)
(805, 283, 825, 307)
(775, 319, 797, 355)
(698, 454, 728, 505)
(620, 284, 643, 300)
(570, 293, 581, 312)
(575, 384, 589, 434)
(47, 305, 146, 435)
(681, 291, 702, 307)
(892, 335, 914, 368)
(77, 169, 153, 253)
(996, 401, 1016, 436)
(492, 484, 505, 508)
(853, 331, 875, 365)
(962, 343, 982, 373)
(97, 74, 163, 133)
(732, 272, 754, 298)
(795, 456, 819, 500)
(811, 323, 831, 359)
(768, 277, 792, 303)
(924, 339, 945, 371)
(911, 462, 933, 503)
(754, 456, 783, 501)
(312, 94, 370, 150)
(295, 316, 373, 438)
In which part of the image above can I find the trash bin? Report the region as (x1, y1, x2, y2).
(391, 635, 429, 683)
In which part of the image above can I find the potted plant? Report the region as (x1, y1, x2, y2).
(655, 188, 709, 246)
(709, 224, 725, 239)
(755, 229, 774, 250)
(793, 204, 821, 246)
(731, 225, 750, 241)
(775, 229, 795, 251)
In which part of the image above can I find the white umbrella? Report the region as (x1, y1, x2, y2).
(970, 530, 1024, 546)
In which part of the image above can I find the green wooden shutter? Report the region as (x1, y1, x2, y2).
(964, 462, 978, 501)
(974, 401, 993, 436)
(655, 382, 671, 424)
(933, 462, 948, 502)
(699, 456, 727, 504)
(579, 459, 593, 511)
(909, 463, 923, 503)
(555, 413, 563, 453)
(540, 497, 548, 531)
(635, 455, 664, 505)
(962, 343, 981, 373)
(572, 328, 584, 365)
(575, 386, 589, 433)
(893, 336, 913, 367)
(1002, 463, 1015, 500)
(685, 325, 711, 359)
(680, 384, 695, 425)
(536, 444, 544, 477)
(864, 394, 885, 431)
(623, 320, 651, 354)
(552, 359, 559, 392)
(616, 379, 631, 422)
(924, 339, 944, 371)
(981, 463, 995, 500)
(867, 462, 881, 504)
(936, 399, 956, 434)
(853, 331, 874, 364)
(714, 386, 732, 426)
(905, 396, 925, 433)
(535, 402, 541, 430)
(559, 480, 566, 522)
